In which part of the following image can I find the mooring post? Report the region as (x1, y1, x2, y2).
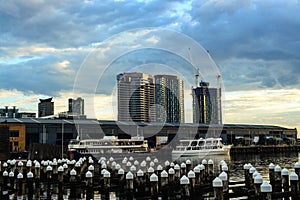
(9, 171, 14, 190)
(260, 181, 272, 200)
(146, 167, 154, 193)
(180, 175, 190, 199)
(222, 164, 229, 175)
(294, 162, 300, 192)
(57, 166, 64, 194)
(254, 174, 262, 197)
(219, 171, 229, 200)
(69, 169, 77, 199)
(219, 160, 226, 173)
(199, 164, 205, 185)
(103, 170, 111, 200)
(174, 164, 181, 184)
(194, 165, 201, 188)
(17, 172, 25, 196)
(269, 163, 275, 188)
(17, 161, 23, 174)
(244, 163, 251, 189)
(160, 170, 168, 198)
(274, 165, 282, 193)
(150, 173, 158, 199)
(126, 171, 134, 199)
(168, 168, 175, 184)
(213, 177, 223, 200)
(164, 160, 170, 172)
(136, 169, 145, 194)
(27, 171, 34, 200)
(208, 159, 214, 182)
(34, 161, 40, 187)
(187, 170, 195, 195)
(180, 162, 187, 176)
(2, 171, 8, 199)
(52, 159, 58, 180)
(146, 156, 152, 167)
(156, 165, 163, 189)
(186, 160, 192, 173)
(202, 159, 208, 182)
(85, 171, 94, 200)
(281, 168, 289, 200)
(117, 168, 125, 197)
(290, 171, 299, 200)
(249, 167, 256, 190)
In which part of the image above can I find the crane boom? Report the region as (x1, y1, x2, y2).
(188, 48, 199, 88)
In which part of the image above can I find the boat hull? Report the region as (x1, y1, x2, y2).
(172, 147, 231, 157)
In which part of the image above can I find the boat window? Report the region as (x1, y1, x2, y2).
(198, 141, 204, 146)
(191, 141, 197, 146)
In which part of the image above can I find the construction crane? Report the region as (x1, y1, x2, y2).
(188, 48, 200, 88)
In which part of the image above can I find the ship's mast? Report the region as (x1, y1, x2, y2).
(188, 48, 199, 88)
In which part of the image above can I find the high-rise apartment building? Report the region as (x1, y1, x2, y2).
(117, 72, 155, 122)
(38, 97, 54, 117)
(155, 75, 184, 123)
(68, 97, 84, 115)
(192, 81, 222, 124)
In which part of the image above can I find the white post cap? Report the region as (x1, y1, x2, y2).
(260, 181, 272, 193)
(269, 163, 275, 169)
(161, 170, 168, 178)
(274, 165, 281, 172)
(219, 171, 228, 181)
(290, 171, 299, 181)
(281, 168, 289, 176)
(254, 174, 263, 184)
(150, 173, 158, 182)
(126, 171, 133, 180)
(188, 170, 195, 178)
(213, 177, 223, 187)
(180, 175, 189, 185)
(86, 171, 93, 178)
(137, 169, 144, 177)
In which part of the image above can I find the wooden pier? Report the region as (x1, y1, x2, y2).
(230, 145, 300, 154)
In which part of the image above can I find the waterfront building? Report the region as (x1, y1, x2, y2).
(0, 118, 297, 152)
(0, 106, 18, 118)
(18, 112, 36, 118)
(192, 81, 222, 124)
(0, 124, 26, 152)
(117, 72, 156, 122)
(68, 97, 84, 115)
(38, 97, 54, 117)
(154, 75, 184, 123)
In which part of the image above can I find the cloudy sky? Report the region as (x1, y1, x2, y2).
(1, 0, 300, 130)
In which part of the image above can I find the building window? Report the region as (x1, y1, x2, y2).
(9, 130, 19, 137)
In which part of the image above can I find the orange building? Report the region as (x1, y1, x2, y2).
(0, 124, 26, 152)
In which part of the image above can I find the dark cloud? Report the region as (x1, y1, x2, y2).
(0, 0, 300, 96)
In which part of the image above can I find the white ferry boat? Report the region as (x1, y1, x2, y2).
(68, 135, 149, 158)
(172, 137, 231, 157)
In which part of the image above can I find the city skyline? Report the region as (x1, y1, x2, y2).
(0, 1, 300, 130)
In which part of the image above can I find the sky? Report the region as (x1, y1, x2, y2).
(1, 0, 300, 130)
